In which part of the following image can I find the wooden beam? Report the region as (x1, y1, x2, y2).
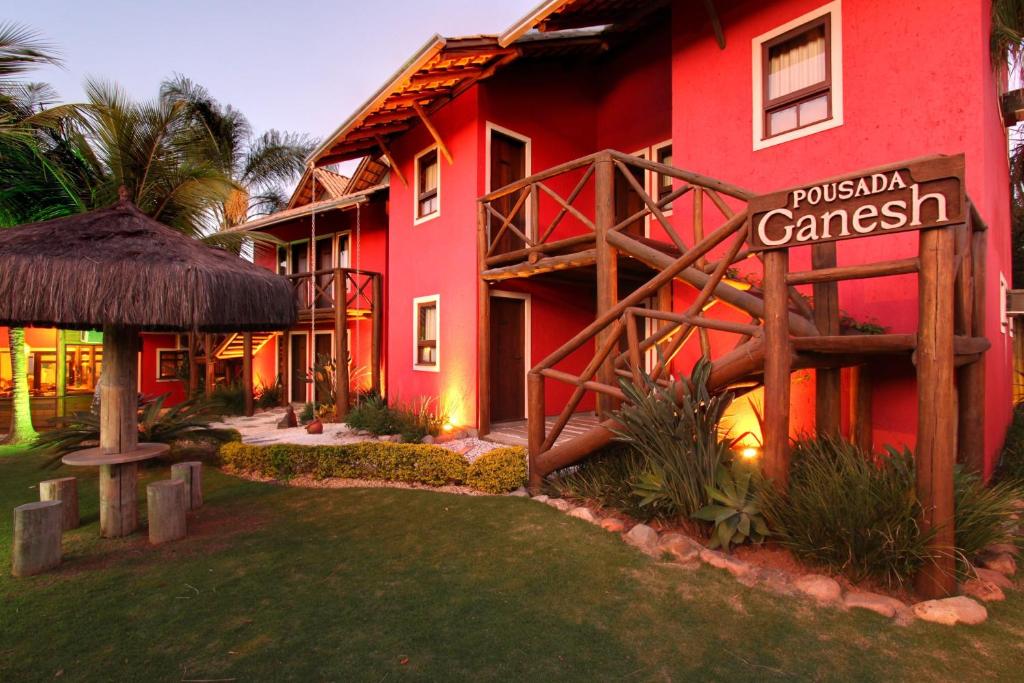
(527, 372, 545, 491)
(812, 242, 841, 436)
(763, 250, 791, 489)
(481, 248, 597, 281)
(335, 270, 350, 418)
(959, 226, 987, 472)
(371, 274, 383, 396)
(55, 330, 66, 418)
(374, 135, 407, 187)
(412, 101, 453, 164)
(849, 365, 873, 451)
(478, 201, 491, 436)
(594, 155, 618, 417)
(915, 227, 957, 599)
(702, 0, 726, 48)
(242, 332, 254, 417)
(786, 258, 919, 285)
(407, 67, 485, 85)
(188, 334, 199, 398)
(204, 334, 215, 398)
(100, 326, 140, 456)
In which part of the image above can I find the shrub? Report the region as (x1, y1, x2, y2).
(548, 443, 657, 520)
(209, 381, 247, 416)
(255, 379, 284, 409)
(613, 358, 737, 521)
(996, 401, 1024, 481)
(761, 436, 929, 588)
(220, 441, 468, 486)
(693, 463, 769, 551)
(955, 466, 1024, 573)
(298, 402, 315, 424)
(466, 447, 527, 493)
(345, 394, 447, 442)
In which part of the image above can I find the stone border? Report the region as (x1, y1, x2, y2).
(510, 488, 1022, 627)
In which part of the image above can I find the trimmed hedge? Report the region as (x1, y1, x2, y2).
(467, 447, 528, 494)
(220, 441, 528, 493)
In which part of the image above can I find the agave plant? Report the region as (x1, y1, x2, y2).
(693, 463, 769, 551)
(35, 393, 237, 457)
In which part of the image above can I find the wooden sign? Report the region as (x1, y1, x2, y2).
(747, 154, 965, 251)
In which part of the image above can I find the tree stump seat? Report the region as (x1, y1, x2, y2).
(147, 479, 187, 545)
(11, 500, 63, 576)
(39, 477, 79, 530)
(170, 461, 203, 510)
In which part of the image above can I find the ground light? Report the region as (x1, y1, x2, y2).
(740, 446, 760, 461)
(442, 422, 455, 432)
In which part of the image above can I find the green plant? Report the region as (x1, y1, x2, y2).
(548, 443, 656, 520)
(255, 378, 284, 409)
(761, 435, 930, 588)
(35, 393, 237, 457)
(298, 402, 315, 424)
(345, 394, 447, 442)
(612, 358, 737, 521)
(209, 381, 248, 416)
(219, 441, 468, 487)
(305, 353, 336, 413)
(693, 463, 769, 551)
(996, 400, 1024, 481)
(955, 465, 1024, 573)
(466, 447, 527, 494)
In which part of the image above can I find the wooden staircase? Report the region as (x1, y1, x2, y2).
(213, 332, 276, 360)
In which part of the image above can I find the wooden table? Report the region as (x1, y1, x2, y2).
(62, 442, 169, 538)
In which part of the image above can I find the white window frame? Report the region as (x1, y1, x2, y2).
(1001, 272, 1010, 336)
(413, 294, 441, 372)
(650, 140, 674, 218)
(413, 145, 441, 225)
(286, 238, 310, 275)
(485, 122, 535, 241)
(490, 290, 532, 417)
(752, 0, 843, 150)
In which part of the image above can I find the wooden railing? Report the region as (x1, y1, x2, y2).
(285, 267, 381, 317)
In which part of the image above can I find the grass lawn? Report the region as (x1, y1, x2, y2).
(1, 453, 1022, 681)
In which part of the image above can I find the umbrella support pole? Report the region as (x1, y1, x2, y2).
(99, 462, 138, 538)
(98, 325, 140, 537)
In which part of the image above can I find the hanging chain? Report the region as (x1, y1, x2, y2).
(354, 200, 362, 395)
(309, 167, 317, 412)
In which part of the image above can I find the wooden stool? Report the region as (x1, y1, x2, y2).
(39, 477, 79, 530)
(170, 461, 203, 510)
(147, 480, 186, 544)
(12, 501, 63, 576)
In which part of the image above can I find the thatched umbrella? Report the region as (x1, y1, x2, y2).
(0, 191, 296, 536)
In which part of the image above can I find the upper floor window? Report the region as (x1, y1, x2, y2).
(653, 141, 674, 208)
(415, 147, 440, 223)
(753, 1, 843, 150)
(413, 295, 440, 371)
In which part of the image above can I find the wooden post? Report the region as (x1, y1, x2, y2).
(170, 461, 203, 510)
(188, 333, 199, 398)
(916, 227, 957, 598)
(55, 330, 66, 417)
(99, 462, 138, 538)
(147, 479, 186, 545)
(763, 249, 791, 489)
(242, 332, 254, 417)
(100, 325, 139, 455)
(812, 243, 841, 435)
(277, 333, 288, 407)
(478, 200, 492, 435)
(204, 333, 215, 398)
(371, 274, 383, 396)
(39, 477, 79, 530)
(527, 372, 545, 491)
(959, 227, 987, 472)
(849, 365, 873, 452)
(335, 269, 350, 418)
(594, 154, 618, 417)
(11, 501, 62, 577)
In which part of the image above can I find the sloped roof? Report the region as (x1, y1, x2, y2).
(228, 184, 387, 233)
(500, 0, 668, 46)
(347, 156, 391, 193)
(288, 167, 351, 209)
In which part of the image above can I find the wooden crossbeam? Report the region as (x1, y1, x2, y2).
(374, 135, 407, 187)
(412, 101, 453, 164)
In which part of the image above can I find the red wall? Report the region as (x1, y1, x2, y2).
(670, 0, 1013, 473)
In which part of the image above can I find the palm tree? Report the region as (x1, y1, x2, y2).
(160, 75, 316, 229)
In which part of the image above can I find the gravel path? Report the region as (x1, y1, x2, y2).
(213, 408, 505, 462)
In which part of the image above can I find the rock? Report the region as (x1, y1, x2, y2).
(961, 578, 1005, 602)
(546, 498, 572, 511)
(658, 534, 700, 564)
(420, 435, 435, 444)
(699, 548, 753, 577)
(984, 543, 1020, 557)
(305, 418, 323, 435)
(568, 507, 597, 523)
(912, 596, 987, 625)
(980, 552, 1017, 576)
(277, 405, 298, 429)
(624, 524, 660, 553)
(599, 518, 625, 533)
(532, 494, 550, 503)
(974, 567, 1014, 589)
(754, 567, 799, 596)
(843, 591, 906, 618)
(508, 487, 530, 498)
(793, 574, 843, 603)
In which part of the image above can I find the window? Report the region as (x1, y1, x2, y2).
(413, 295, 440, 371)
(276, 245, 288, 276)
(753, 2, 842, 149)
(157, 349, 188, 381)
(414, 147, 440, 223)
(652, 142, 674, 211)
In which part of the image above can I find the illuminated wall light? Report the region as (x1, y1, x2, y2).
(740, 446, 760, 461)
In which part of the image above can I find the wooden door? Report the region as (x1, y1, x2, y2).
(615, 163, 646, 237)
(489, 296, 526, 422)
(289, 334, 307, 403)
(489, 131, 527, 256)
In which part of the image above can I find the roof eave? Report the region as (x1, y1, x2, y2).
(499, 0, 574, 47)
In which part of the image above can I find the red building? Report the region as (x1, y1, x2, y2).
(1, 0, 1014, 482)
